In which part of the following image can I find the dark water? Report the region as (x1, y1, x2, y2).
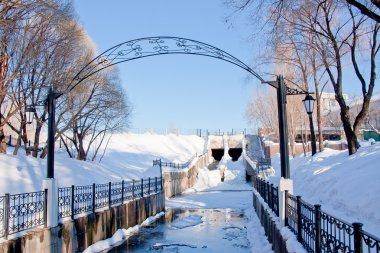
(107, 208, 250, 253)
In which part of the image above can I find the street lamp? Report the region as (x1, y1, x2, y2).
(303, 94, 317, 156)
(25, 106, 36, 124)
(26, 87, 58, 228)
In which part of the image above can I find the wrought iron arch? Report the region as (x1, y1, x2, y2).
(65, 36, 306, 95)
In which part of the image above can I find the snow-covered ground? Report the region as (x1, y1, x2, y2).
(166, 158, 274, 253)
(0, 133, 205, 194)
(267, 142, 380, 236)
(2, 132, 379, 250)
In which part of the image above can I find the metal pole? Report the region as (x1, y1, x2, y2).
(296, 195, 303, 243)
(47, 87, 56, 179)
(353, 223, 363, 253)
(276, 75, 290, 179)
(308, 114, 317, 156)
(314, 204, 322, 253)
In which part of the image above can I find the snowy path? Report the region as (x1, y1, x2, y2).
(166, 158, 274, 253)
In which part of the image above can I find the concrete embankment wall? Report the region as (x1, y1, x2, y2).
(0, 192, 165, 253)
(244, 154, 290, 253)
(164, 154, 208, 198)
(252, 190, 289, 253)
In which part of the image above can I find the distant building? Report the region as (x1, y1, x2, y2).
(320, 92, 348, 114)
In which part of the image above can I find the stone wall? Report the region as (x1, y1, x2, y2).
(164, 154, 208, 198)
(0, 192, 165, 253)
(252, 191, 289, 253)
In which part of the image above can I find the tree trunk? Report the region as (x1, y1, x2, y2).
(60, 136, 73, 158)
(77, 135, 86, 160)
(340, 108, 360, 155)
(32, 122, 44, 157)
(0, 49, 8, 154)
(315, 85, 324, 152)
(21, 121, 31, 156)
(13, 133, 22, 155)
(0, 127, 7, 154)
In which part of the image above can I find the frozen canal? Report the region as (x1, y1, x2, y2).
(109, 208, 250, 252)
(85, 158, 274, 253)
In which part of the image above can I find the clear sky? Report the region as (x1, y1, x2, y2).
(73, 0, 268, 132)
(73, 1, 379, 133)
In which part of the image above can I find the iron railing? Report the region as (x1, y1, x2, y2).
(244, 155, 380, 253)
(153, 153, 201, 169)
(0, 190, 47, 239)
(285, 192, 380, 253)
(257, 157, 271, 171)
(58, 177, 163, 220)
(252, 176, 279, 216)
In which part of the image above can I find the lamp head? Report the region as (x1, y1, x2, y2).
(303, 94, 315, 114)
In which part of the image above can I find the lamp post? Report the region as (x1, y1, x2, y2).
(303, 94, 317, 156)
(26, 86, 58, 227)
(26, 87, 57, 178)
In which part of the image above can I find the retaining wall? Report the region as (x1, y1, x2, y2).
(164, 155, 208, 198)
(252, 190, 289, 253)
(0, 192, 165, 253)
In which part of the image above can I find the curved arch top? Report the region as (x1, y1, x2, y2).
(69, 36, 265, 89)
(67, 36, 307, 95)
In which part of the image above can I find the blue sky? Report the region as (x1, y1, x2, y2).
(73, 1, 379, 132)
(73, 0, 268, 132)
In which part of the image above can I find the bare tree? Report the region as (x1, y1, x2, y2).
(346, 0, 380, 22)
(228, 0, 380, 155)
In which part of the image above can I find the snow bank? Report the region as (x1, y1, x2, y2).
(269, 142, 380, 235)
(0, 133, 205, 194)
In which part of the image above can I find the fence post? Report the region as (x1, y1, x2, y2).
(263, 180, 267, 202)
(108, 182, 112, 208)
(296, 195, 303, 243)
(92, 183, 96, 213)
(71, 185, 75, 220)
(44, 189, 48, 228)
(315, 204, 322, 253)
(353, 222, 363, 253)
(148, 177, 151, 195)
(4, 193, 9, 239)
(132, 180, 135, 200)
(121, 180, 124, 204)
(141, 178, 144, 197)
(284, 190, 289, 227)
(270, 184, 274, 211)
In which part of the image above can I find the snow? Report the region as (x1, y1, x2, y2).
(0, 133, 205, 194)
(2, 131, 379, 250)
(170, 214, 203, 229)
(167, 157, 274, 253)
(268, 142, 380, 235)
(83, 212, 165, 253)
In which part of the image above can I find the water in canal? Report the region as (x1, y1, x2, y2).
(108, 208, 250, 252)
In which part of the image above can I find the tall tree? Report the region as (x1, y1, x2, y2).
(228, 0, 380, 155)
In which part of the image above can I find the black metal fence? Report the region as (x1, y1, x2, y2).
(252, 176, 279, 216)
(285, 192, 380, 253)
(244, 155, 380, 253)
(0, 190, 47, 239)
(58, 177, 163, 220)
(153, 154, 198, 169)
(0, 177, 162, 239)
(257, 157, 272, 171)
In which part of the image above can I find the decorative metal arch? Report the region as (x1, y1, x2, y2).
(66, 36, 307, 95)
